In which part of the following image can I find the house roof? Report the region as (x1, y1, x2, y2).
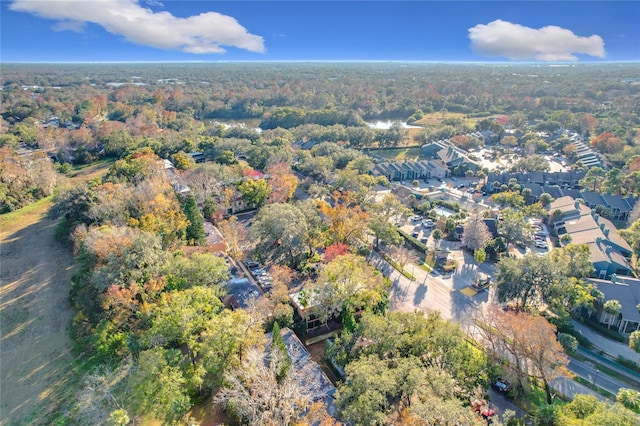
(579, 191, 606, 207)
(224, 277, 263, 309)
(266, 328, 337, 414)
(588, 241, 632, 272)
(602, 194, 633, 212)
(483, 218, 500, 239)
(203, 221, 225, 246)
(587, 278, 640, 323)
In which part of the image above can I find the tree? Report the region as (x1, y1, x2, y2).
(548, 244, 594, 279)
(604, 300, 622, 330)
(182, 194, 205, 245)
(166, 252, 229, 290)
(217, 216, 249, 259)
(462, 213, 492, 251)
(318, 191, 369, 245)
(309, 253, 388, 324)
(250, 203, 311, 268)
(171, 151, 196, 170)
(512, 154, 550, 172)
(238, 178, 271, 209)
(144, 287, 263, 393)
(71, 361, 133, 425)
(489, 191, 525, 208)
(495, 253, 557, 311)
(367, 193, 411, 248)
(539, 192, 554, 206)
(497, 208, 530, 251)
(603, 168, 625, 195)
(580, 166, 606, 192)
(432, 228, 443, 253)
(267, 163, 299, 203)
(129, 348, 191, 424)
(215, 346, 314, 426)
(270, 321, 291, 382)
(630, 330, 640, 354)
(617, 389, 640, 413)
(473, 306, 568, 403)
(473, 248, 487, 281)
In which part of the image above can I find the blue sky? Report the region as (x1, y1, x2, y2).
(2, 1, 639, 62)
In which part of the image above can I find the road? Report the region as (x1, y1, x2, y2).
(568, 358, 625, 396)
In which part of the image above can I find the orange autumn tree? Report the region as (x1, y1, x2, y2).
(473, 305, 568, 404)
(318, 191, 369, 245)
(267, 162, 299, 203)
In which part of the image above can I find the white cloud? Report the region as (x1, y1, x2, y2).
(10, 0, 265, 54)
(468, 19, 605, 61)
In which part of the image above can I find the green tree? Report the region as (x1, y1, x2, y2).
(603, 168, 625, 195)
(238, 178, 271, 209)
(270, 321, 291, 382)
(580, 166, 606, 192)
(630, 330, 640, 354)
(182, 194, 205, 245)
(497, 208, 530, 251)
(617, 389, 640, 413)
(432, 228, 443, 253)
(539, 192, 554, 206)
(604, 300, 622, 330)
(129, 348, 191, 424)
(367, 193, 411, 248)
(166, 252, 229, 291)
(310, 253, 389, 324)
(496, 253, 557, 311)
(490, 191, 525, 208)
(171, 151, 196, 170)
(250, 203, 312, 268)
(145, 287, 263, 392)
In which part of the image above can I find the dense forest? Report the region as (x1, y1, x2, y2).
(2, 63, 640, 425)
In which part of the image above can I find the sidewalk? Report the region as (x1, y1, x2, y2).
(572, 320, 639, 361)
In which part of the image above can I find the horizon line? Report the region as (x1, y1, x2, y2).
(2, 59, 639, 65)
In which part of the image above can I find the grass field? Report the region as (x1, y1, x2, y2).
(0, 161, 111, 425)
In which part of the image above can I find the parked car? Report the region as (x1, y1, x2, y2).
(422, 219, 435, 228)
(535, 241, 548, 249)
(420, 237, 428, 243)
(491, 378, 513, 393)
(412, 231, 420, 238)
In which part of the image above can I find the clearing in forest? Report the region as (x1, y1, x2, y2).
(0, 162, 111, 425)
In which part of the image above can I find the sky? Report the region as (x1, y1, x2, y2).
(1, 1, 639, 63)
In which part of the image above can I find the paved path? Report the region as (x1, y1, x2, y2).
(572, 320, 639, 361)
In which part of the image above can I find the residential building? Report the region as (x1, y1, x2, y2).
(549, 196, 633, 279)
(587, 276, 640, 333)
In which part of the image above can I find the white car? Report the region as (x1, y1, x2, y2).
(422, 220, 435, 228)
(535, 241, 548, 249)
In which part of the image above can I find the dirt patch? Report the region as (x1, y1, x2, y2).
(1, 161, 111, 425)
(1, 204, 76, 425)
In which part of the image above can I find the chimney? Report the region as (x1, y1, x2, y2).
(600, 223, 606, 231)
(605, 246, 612, 255)
(574, 200, 580, 209)
(604, 228, 610, 237)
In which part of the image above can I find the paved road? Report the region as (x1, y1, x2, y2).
(568, 358, 625, 396)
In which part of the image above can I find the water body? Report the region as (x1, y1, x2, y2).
(366, 120, 423, 129)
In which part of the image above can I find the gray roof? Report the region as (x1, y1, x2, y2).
(266, 328, 337, 414)
(224, 277, 263, 309)
(587, 277, 640, 323)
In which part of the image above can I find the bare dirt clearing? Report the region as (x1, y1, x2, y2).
(1, 162, 110, 425)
